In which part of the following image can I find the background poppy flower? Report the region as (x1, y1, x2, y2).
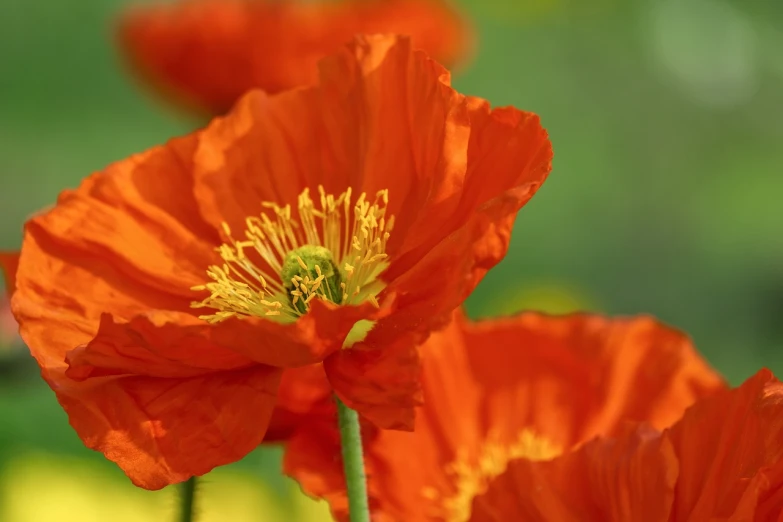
(283, 310, 726, 521)
(9, 35, 551, 489)
(118, 0, 473, 115)
(0, 252, 21, 347)
(470, 369, 783, 521)
(0, 251, 19, 296)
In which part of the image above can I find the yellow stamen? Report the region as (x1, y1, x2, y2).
(424, 429, 562, 522)
(191, 186, 393, 323)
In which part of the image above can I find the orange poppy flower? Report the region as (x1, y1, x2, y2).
(283, 310, 726, 521)
(0, 252, 20, 346)
(470, 369, 783, 521)
(9, 35, 551, 490)
(0, 296, 18, 347)
(0, 251, 19, 296)
(119, 0, 473, 115)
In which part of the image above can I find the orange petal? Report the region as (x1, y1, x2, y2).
(0, 250, 19, 296)
(471, 425, 678, 522)
(382, 100, 552, 284)
(66, 300, 377, 384)
(284, 420, 348, 515)
(276, 364, 332, 414)
(117, 0, 472, 115)
(315, 33, 471, 250)
(667, 369, 783, 520)
(473, 369, 783, 521)
(11, 134, 218, 375)
(191, 35, 471, 241)
(283, 416, 387, 522)
(460, 313, 727, 441)
(64, 312, 256, 380)
(374, 185, 545, 361)
(53, 365, 282, 490)
(193, 86, 337, 234)
(324, 329, 423, 430)
(264, 364, 333, 442)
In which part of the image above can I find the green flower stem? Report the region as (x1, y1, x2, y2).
(179, 477, 197, 522)
(336, 396, 371, 522)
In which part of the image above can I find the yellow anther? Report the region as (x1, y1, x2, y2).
(425, 429, 561, 522)
(192, 186, 393, 322)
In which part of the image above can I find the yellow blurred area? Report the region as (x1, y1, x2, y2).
(478, 281, 597, 317)
(0, 452, 334, 522)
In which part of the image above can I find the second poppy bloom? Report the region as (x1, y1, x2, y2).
(469, 369, 783, 521)
(283, 310, 726, 521)
(119, 0, 473, 115)
(9, 35, 552, 489)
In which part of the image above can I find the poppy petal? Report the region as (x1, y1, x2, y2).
(461, 313, 727, 439)
(283, 415, 386, 522)
(28, 157, 218, 301)
(667, 369, 783, 520)
(191, 34, 470, 241)
(473, 369, 783, 521)
(54, 365, 282, 490)
(316, 34, 472, 252)
(11, 134, 219, 375)
(64, 311, 256, 380)
(471, 425, 678, 522)
(192, 87, 330, 235)
(264, 364, 333, 442)
(66, 300, 378, 383)
(324, 329, 422, 430)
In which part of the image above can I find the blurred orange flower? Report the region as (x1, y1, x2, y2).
(8, 35, 551, 490)
(0, 251, 19, 296)
(118, 0, 473, 115)
(0, 295, 18, 347)
(470, 369, 783, 521)
(283, 311, 726, 521)
(0, 252, 20, 347)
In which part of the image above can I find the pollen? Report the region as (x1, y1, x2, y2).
(424, 429, 562, 522)
(191, 186, 394, 323)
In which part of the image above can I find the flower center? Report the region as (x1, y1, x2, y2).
(191, 186, 394, 323)
(423, 429, 562, 522)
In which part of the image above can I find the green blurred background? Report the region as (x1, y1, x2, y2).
(1, 0, 782, 519)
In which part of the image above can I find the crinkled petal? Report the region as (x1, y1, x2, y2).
(470, 370, 783, 522)
(471, 426, 678, 522)
(53, 364, 282, 490)
(461, 312, 727, 440)
(324, 329, 422, 430)
(191, 34, 472, 243)
(667, 369, 783, 520)
(67, 300, 379, 384)
(192, 87, 330, 234)
(64, 311, 256, 380)
(264, 364, 333, 442)
(12, 133, 219, 373)
(316, 34, 471, 253)
(382, 103, 552, 283)
(284, 416, 387, 522)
